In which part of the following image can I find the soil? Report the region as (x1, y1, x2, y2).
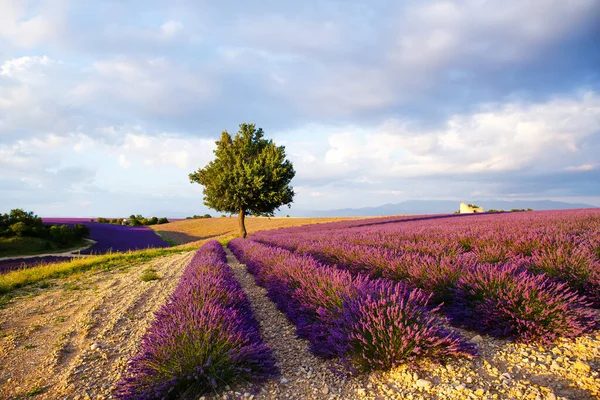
(0, 251, 193, 399)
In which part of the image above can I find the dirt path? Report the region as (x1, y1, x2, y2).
(223, 248, 600, 400)
(224, 248, 354, 400)
(0, 239, 96, 262)
(0, 251, 193, 400)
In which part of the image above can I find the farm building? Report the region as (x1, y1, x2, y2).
(459, 202, 484, 214)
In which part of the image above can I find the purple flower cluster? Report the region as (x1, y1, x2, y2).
(42, 218, 169, 254)
(115, 241, 277, 399)
(229, 239, 475, 372)
(450, 263, 597, 343)
(249, 209, 600, 342)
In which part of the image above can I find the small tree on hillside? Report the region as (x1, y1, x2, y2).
(189, 123, 295, 238)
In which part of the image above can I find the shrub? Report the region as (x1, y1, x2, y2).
(158, 217, 169, 224)
(530, 245, 600, 306)
(450, 263, 597, 344)
(332, 280, 475, 371)
(116, 241, 276, 399)
(9, 222, 28, 237)
(72, 224, 90, 238)
(140, 268, 159, 281)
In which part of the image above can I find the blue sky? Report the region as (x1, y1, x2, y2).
(1, 0, 600, 217)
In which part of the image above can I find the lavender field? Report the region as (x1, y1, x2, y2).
(233, 210, 599, 353)
(42, 218, 170, 254)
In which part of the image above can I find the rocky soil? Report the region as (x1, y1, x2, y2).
(0, 251, 193, 399)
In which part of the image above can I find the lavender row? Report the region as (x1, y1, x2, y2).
(252, 209, 600, 306)
(229, 238, 475, 372)
(250, 235, 598, 343)
(115, 241, 277, 399)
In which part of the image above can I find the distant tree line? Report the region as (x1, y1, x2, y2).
(91, 215, 169, 226)
(186, 214, 212, 219)
(0, 209, 89, 247)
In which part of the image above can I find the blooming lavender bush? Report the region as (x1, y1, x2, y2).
(332, 280, 475, 371)
(229, 238, 475, 370)
(115, 241, 276, 399)
(450, 263, 597, 343)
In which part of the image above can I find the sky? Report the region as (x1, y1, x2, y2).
(1, 0, 600, 217)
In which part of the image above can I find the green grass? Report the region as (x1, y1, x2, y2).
(0, 236, 90, 257)
(25, 385, 46, 397)
(140, 267, 160, 282)
(0, 246, 197, 296)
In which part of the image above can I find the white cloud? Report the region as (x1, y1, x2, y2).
(160, 20, 184, 39)
(119, 154, 132, 168)
(389, 0, 599, 73)
(566, 163, 597, 171)
(0, 1, 65, 48)
(69, 57, 214, 116)
(318, 91, 600, 178)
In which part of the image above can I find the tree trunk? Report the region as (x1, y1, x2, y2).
(238, 207, 247, 238)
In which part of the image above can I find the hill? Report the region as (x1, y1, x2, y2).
(302, 199, 598, 217)
(151, 216, 357, 246)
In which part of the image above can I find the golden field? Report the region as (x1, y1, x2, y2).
(152, 216, 357, 247)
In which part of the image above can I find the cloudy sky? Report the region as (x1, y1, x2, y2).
(1, 0, 600, 217)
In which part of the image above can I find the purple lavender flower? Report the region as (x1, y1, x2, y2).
(115, 241, 277, 399)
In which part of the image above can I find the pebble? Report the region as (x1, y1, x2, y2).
(572, 361, 591, 373)
(90, 343, 101, 351)
(470, 335, 484, 344)
(416, 379, 432, 389)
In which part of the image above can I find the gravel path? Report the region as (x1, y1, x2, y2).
(224, 248, 359, 400)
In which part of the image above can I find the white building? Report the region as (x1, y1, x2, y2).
(459, 202, 484, 214)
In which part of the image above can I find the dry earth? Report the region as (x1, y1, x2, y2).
(0, 251, 193, 399)
(153, 217, 360, 247)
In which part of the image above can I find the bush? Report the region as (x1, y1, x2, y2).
(116, 241, 276, 399)
(450, 263, 597, 343)
(530, 245, 600, 306)
(72, 224, 90, 239)
(140, 268, 159, 282)
(158, 217, 169, 224)
(333, 280, 475, 371)
(9, 222, 29, 237)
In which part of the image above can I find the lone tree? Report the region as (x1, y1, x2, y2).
(189, 123, 295, 238)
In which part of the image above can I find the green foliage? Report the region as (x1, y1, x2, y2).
(187, 214, 213, 219)
(0, 209, 89, 252)
(189, 123, 295, 237)
(9, 222, 28, 236)
(140, 267, 160, 281)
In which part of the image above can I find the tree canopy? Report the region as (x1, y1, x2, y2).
(189, 123, 295, 238)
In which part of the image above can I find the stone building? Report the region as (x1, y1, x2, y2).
(459, 202, 484, 214)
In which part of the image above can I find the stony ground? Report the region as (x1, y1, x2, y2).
(0, 248, 598, 400)
(0, 251, 193, 399)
